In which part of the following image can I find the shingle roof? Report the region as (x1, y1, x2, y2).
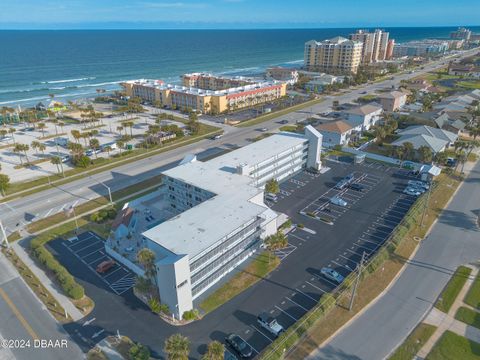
(392, 134, 448, 153)
(344, 103, 382, 116)
(112, 207, 134, 230)
(316, 120, 353, 134)
(379, 91, 407, 100)
(398, 125, 457, 143)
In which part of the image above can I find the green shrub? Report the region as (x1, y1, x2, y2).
(129, 342, 150, 360)
(182, 309, 200, 321)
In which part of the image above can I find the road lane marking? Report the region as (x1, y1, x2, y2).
(274, 306, 298, 321)
(0, 288, 39, 340)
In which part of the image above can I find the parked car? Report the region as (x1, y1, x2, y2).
(96, 260, 116, 274)
(210, 134, 223, 140)
(408, 180, 429, 190)
(334, 180, 349, 190)
(279, 120, 289, 124)
(225, 334, 253, 358)
(349, 183, 364, 192)
(330, 196, 347, 207)
(320, 267, 345, 284)
(446, 157, 457, 167)
(260, 128, 268, 132)
(60, 155, 70, 163)
(403, 187, 422, 196)
(257, 312, 284, 337)
(265, 193, 278, 203)
(344, 173, 355, 183)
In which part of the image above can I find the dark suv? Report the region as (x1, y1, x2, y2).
(225, 334, 253, 358)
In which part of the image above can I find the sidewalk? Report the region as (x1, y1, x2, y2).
(95, 338, 124, 360)
(417, 265, 479, 358)
(11, 241, 84, 321)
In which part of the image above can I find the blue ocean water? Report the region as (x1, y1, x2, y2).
(1, 27, 479, 107)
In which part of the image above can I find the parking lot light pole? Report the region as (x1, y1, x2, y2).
(349, 251, 366, 311)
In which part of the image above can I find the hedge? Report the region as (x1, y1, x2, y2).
(30, 238, 85, 300)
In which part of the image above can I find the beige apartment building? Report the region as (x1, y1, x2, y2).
(349, 29, 390, 63)
(121, 75, 286, 114)
(304, 37, 363, 74)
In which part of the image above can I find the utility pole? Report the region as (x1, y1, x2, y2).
(349, 251, 366, 311)
(0, 220, 10, 249)
(421, 181, 432, 228)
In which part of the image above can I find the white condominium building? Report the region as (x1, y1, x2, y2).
(350, 29, 390, 63)
(106, 127, 322, 319)
(304, 37, 363, 74)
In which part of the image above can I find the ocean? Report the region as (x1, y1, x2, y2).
(1, 27, 479, 108)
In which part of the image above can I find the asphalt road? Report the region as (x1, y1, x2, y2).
(1, 48, 477, 236)
(311, 159, 480, 360)
(0, 252, 85, 360)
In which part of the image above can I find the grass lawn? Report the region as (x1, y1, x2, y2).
(199, 251, 280, 314)
(278, 173, 461, 360)
(465, 274, 480, 309)
(86, 348, 108, 360)
(426, 330, 480, 360)
(236, 98, 323, 128)
(388, 323, 437, 360)
(435, 266, 472, 313)
(26, 174, 163, 234)
(455, 306, 480, 329)
(457, 81, 480, 90)
(279, 125, 299, 132)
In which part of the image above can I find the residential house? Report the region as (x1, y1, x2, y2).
(343, 103, 383, 130)
(316, 120, 354, 147)
(392, 125, 458, 154)
(433, 113, 466, 134)
(378, 91, 407, 112)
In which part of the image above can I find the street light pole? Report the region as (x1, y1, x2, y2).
(90, 177, 113, 205)
(0, 220, 10, 249)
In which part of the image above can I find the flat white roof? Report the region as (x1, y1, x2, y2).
(208, 131, 307, 171)
(142, 132, 308, 260)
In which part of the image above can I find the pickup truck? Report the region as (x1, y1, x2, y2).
(257, 312, 284, 337)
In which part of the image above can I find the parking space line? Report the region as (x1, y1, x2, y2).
(274, 306, 298, 321)
(363, 233, 386, 242)
(338, 254, 358, 266)
(345, 248, 364, 257)
(373, 221, 396, 229)
(87, 254, 106, 266)
(351, 243, 373, 253)
(67, 236, 96, 249)
(102, 266, 124, 280)
(368, 227, 392, 236)
(80, 247, 104, 260)
(305, 281, 326, 293)
(295, 288, 319, 303)
(289, 233, 307, 242)
(331, 260, 354, 273)
(285, 297, 309, 311)
(251, 325, 274, 343)
(360, 237, 382, 245)
(72, 241, 102, 254)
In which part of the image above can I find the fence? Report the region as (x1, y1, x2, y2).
(259, 185, 431, 360)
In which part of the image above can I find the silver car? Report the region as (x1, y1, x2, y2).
(330, 196, 347, 207)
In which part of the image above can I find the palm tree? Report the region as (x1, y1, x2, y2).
(13, 144, 25, 165)
(202, 341, 224, 360)
(51, 119, 59, 135)
(418, 145, 433, 163)
(58, 121, 65, 134)
(89, 138, 100, 159)
(164, 334, 190, 360)
(50, 156, 62, 175)
(401, 142, 414, 161)
(71, 129, 81, 143)
(116, 140, 124, 155)
(8, 128, 16, 144)
(137, 248, 157, 284)
(31, 140, 41, 155)
(104, 145, 112, 157)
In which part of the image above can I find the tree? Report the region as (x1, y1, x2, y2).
(137, 248, 157, 287)
(37, 122, 46, 137)
(89, 138, 100, 159)
(374, 126, 387, 144)
(202, 341, 224, 360)
(71, 129, 81, 143)
(104, 145, 112, 156)
(164, 334, 190, 360)
(116, 140, 124, 155)
(264, 231, 288, 250)
(31, 140, 41, 155)
(129, 342, 150, 360)
(8, 128, 16, 144)
(418, 145, 433, 163)
(265, 179, 279, 194)
(435, 151, 448, 165)
(13, 143, 29, 164)
(50, 156, 64, 176)
(0, 174, 10, 196)
(68, 142, 84, 160)
(401, 142, 414, 161)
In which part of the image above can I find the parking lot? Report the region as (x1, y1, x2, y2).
(211, 160, 419, 356)
(62, 231, 136, 295)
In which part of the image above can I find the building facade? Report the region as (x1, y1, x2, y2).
(121, 75, 287, 114)
(349, 29, 390, 63)
(450, 27, 472, 41)
(304, 37, 363, 74)
(265, 67, 299, 85)
(378, 91, 407, 112)
(393, 41, 450, 57)
(106, 127, 322, 319)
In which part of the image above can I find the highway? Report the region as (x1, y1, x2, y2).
(1, 50, 476, 236)
(310, 159, 480, 360)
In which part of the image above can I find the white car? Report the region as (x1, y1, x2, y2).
(408, 180, 429, 190)
(403, 187, 422, 196)
(257, 313, 284, 337)
(330, 196, 347, 207)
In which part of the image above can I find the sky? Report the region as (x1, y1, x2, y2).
(1, 0, 480, 29)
